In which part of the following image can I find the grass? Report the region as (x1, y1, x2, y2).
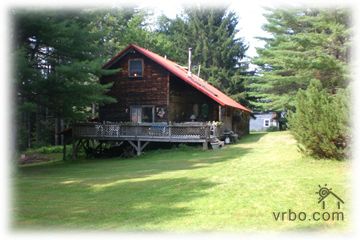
(13, 131, 350, 231)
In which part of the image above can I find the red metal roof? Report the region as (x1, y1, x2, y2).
(103, 44, 252, 113)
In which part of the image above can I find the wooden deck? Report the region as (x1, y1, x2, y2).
(71, 122, 223, 157)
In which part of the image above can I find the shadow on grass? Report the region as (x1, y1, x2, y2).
(239, 132, 268, 144)
(14, 132, 279, 230)
(14, 177, 217, 230)
(16, 145, 254, 184)
(93, 177, 217, 229)
(16, 133, 266, 181)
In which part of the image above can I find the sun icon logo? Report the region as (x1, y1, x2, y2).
(316, 184, 332, 202)
(316, 184, 344, 209)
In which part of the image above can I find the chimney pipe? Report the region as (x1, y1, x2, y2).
(188, 48, 192, 77)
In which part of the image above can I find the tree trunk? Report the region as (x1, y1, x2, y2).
(35, 106, 41, 146)
(54, 117, 59, 146)
(27, 112, 31, 148)
(60, 118, 64, 145)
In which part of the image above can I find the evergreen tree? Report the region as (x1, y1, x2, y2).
(288, 80, 350, 159)
(14, 10, 116, 148)
(89, 8, 177, 65)
(248, 8, 351, 110)
(157, 6, 249, 98)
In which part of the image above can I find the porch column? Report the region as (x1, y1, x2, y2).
(128, 140, 149, 156)
(137, 140, 141, 156)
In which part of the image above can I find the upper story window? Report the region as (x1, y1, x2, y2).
(129, 59, 143, 77)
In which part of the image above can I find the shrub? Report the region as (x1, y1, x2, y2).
(27, 145, 65, 154)
(266, 126, 279, 132)
(288, 80, 350, 159)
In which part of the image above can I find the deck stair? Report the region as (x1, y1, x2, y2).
(210, 137, 224, 150)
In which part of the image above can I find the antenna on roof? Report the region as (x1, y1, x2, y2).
(197, 64, 201, 77)
(188, 48, 192, 77)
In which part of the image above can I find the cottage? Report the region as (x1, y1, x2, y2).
(72, 44, 251, 157)
(250, 112, 279, 132)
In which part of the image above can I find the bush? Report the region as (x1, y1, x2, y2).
(288, 80, 350, 159)
(266, 126, 279, 132)
(27, 145, 65, 154)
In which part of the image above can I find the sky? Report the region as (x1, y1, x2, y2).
(140, 0, 356, 59)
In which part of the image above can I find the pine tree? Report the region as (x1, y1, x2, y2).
(14, 10, 116, 148)
(248, 8, 351, 110)
(157, 6, 249, 96)
(89, 8, 177, 65)
(288, 80, 350, 159)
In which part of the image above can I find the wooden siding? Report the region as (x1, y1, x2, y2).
(168, 74, 219, 122)
(221, 106, 233, 131)
(232, 111, 250, 136)
(98, 48, 249, 137)
(100, 52, 169, 122)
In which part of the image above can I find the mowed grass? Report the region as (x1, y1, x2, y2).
(13, 131, 350, 231)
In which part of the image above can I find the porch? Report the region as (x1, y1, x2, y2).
(71, 122, 224, 157)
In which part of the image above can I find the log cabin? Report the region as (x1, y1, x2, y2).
(72, 44, 251, 157)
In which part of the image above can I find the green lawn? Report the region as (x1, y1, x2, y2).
(13, 131, 350, 231)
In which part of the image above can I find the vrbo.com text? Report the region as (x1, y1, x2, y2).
(273, 209, 344, 221)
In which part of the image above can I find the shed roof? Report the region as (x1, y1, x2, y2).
(103, 44, 251, 113)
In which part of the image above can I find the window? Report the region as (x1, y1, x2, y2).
(129, 59, 143, 77)
(131, 106, 141, 123)
(141, 107, 154, 123)
(264, 119, 270, 127)
(130, 106, 154, 123)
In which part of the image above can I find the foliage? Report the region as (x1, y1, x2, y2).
(13, 8, 189, 150)
(157, 6, 249, 99)
(266, 126, 279, 132)
(248, 8, 351, 110)
(14, 11, 116, 119)
(13, 10, 119, 149)
(288, 80, 350, 159)
(26, 145, 65, 154)
(88, 8, 176, 59)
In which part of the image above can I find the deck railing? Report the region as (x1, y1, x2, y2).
(73, 122, 223, 142)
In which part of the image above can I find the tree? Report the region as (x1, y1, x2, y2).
(14, 10, 116, 149)
(248, 8, 351, 110)
(157, 6, 249, 98)
(88, 8, 177, 61)
(287, 80, 350, 159)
